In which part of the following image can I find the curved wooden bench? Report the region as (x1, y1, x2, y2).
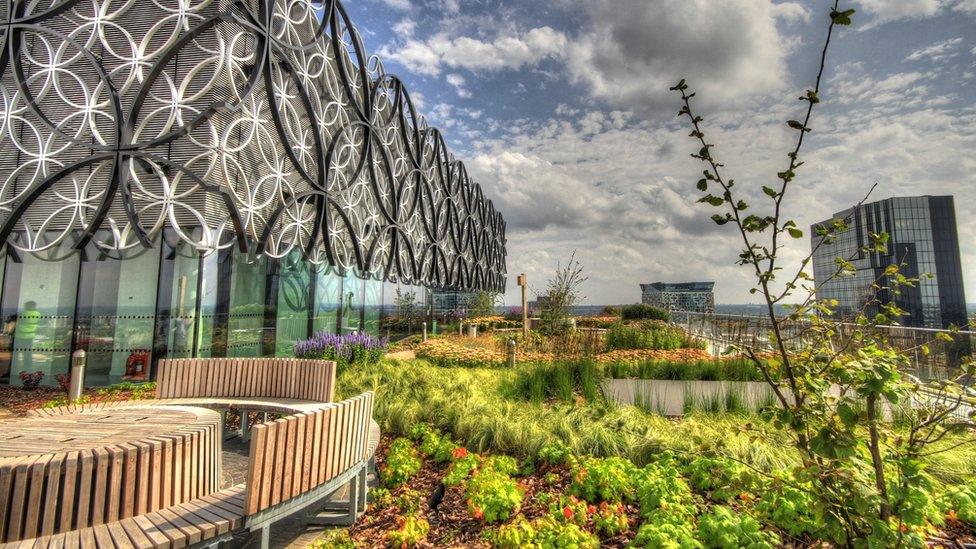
(8, 392, 377, 549)
(1, 404, 222, 544)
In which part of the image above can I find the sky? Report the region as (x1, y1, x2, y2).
(344, 0, 976, 306)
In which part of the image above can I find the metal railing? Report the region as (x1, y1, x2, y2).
(672, 310, 975, 382)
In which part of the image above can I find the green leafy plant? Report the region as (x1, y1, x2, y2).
(483, 455, 519, 476)
(631, 521, 702, 549)
(620, 304, 670, 322)
(444, 446, 479, 486)
(754, 477, 823, 538)
(382, 438, 422, 488)
(634, 463, 697, 523)
(465, 469, 523, 523)
(495, 515, 599, 549)
(537, 439, 573, 467)
(311, 529, 356, 549)
(683, 456, 757, 502)
(386, 514, 430, 547)
(696, 506, 779, 549)
(939, 482, 976, 525)
(592, 501, 629, 537)
(569, 456, 636, 503)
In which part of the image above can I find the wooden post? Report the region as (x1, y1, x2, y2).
(517, 273, 528, 338)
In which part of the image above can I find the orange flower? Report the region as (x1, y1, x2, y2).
(473, 507, 484, 520)
(599, 501, 609, 512)
(452, 446, 469, 459)
(587, 505, 596, 515)
(562, 506, 574, 519)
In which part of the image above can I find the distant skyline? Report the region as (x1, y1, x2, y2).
(348, 0, 976, 305)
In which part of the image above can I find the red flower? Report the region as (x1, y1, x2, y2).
(587, 505, 596, 515)
(473, 507, 484, 520)
(452, 447, 469, 459)
(599, 501, 609, 512)
(562, 506, 574, 519)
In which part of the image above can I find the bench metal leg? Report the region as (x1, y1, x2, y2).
(257, 525, 270, 549)
(357, 466, 367, 514)
(302, 467, 362, 526)
(240, 411, 250, 442)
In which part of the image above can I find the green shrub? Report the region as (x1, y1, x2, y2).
(634, 463, 697, 522)
(683, 456, 757, 501)
(631, 521, 702, 548)
(621, 304, 670, 322)
(940, 482, 976, 525)
(386, 515, 429, 547)
(483, 455, 519, 476)
(537, 440, 573, 467)
(382, 438, 422, 488)
(754, 479, 822, 538)
(444, 447, 478, 486)
(495, 516, 599, 549)
(569, 456, 637, 503)
(311, 529, 356, 549)
(465, 469, 523, 523)
(696, 506, 779, 549)
(418, 428, 456, 463)
(605, 322, 686, 351)
(369, 487, 394, 511)
(592, 501, 629, 537)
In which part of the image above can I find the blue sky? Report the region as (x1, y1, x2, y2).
(346, 0, 976, 305)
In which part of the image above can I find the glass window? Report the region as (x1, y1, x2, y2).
(363, 273, 382, 336)
(312, 265, 341, 335)
(196, 251, 221, 358)
(339, 270, 363, 334)
(76, 240, 160, 386)
(157, 236, 200, 361)
(275, 250, 311, 355)
(227, 252, 268, 357)
(1, 241, 80, 386)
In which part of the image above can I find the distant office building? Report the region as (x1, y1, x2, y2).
(431, 290, 475, 316)
(811, 196, 967, 329)
(640, 282, 715, 313)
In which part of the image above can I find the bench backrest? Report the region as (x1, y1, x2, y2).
(243, 392, 374, 516)
(155, 358, 336, 402)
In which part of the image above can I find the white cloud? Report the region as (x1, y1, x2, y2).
(382, 0, 411, 10)
(853, 0, 946, 26)
(906, 37, 963, 62)
(564, 0, 793, 111)
(392, 18, 416, 37)
(445, 73, 471, 98)
(772, 2, 811, 23)
(379, 26, 567, 76)
(956, 0, 976, 12)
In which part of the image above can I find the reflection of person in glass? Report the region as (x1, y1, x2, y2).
(18, 301, 40, 371)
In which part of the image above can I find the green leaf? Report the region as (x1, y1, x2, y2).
(698, 195, 725, 207)
(711, 214, 730, 225)
(787, 227, 804, 239)
(787, 120, 810, 132)
(830, 8, 856, 25)
(669, 79, 688, 91)
(696, 179, 708, 191)
(837, 403, 857, 427)
(762, 186, 778, 198)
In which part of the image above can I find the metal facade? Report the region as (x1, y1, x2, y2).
(0, 0, 506, 292)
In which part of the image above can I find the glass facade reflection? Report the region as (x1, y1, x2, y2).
(811, 196, 967, 329)
(0, 233, 393, 387)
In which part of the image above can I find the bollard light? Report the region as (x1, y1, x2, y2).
(68, 349, 86, 402)
(422, 321, 428, 342)
(507, 339, 516, 368)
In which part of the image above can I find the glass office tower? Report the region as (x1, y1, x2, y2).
(811, 196, 967, 329)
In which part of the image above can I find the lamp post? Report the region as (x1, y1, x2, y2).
(517, 273, 528, 338)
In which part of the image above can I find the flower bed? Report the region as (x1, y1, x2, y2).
(294, 331, 387, 370)
(417, 336, 714, 369)
(316, 425, 976, 548)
